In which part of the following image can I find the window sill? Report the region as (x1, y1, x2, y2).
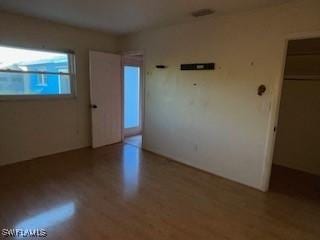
(0, 94, 76, 102)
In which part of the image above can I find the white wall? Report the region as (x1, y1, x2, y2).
(0, 11, 117, 165)
(119, 0, 320, 190)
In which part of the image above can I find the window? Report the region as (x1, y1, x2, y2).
(0, 45, 75, 98)
(37, 74, 48, 86)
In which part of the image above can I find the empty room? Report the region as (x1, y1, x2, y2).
(0, 0, 319, 239)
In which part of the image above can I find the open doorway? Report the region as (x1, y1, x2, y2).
(122, 54, 143, 148)
(269, 38, 320, 199)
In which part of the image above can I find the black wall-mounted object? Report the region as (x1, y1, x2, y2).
(156, 65, 167, 69)
(258, 84, 266, 96)
(180, 63, 215, 71)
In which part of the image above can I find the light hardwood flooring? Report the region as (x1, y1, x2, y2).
(0, 143, 319, 239)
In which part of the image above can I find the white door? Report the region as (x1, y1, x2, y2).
(89, 51, 122, 148)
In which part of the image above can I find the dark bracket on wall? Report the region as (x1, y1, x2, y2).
(156, 65, 167, 69)
(181, 63, 215, 71)
(258, 84, 266, 96)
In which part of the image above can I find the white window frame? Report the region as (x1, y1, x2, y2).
(0, 45, 76, 101)
(37, 73, 48, 87)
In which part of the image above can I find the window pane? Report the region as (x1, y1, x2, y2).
(124, 66, 140, 129)
(0, 72, 71, 95)
(0, 46, 70, 73)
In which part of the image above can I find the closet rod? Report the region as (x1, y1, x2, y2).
(284, 78, 320, 82)
(287, 52, 320, 56)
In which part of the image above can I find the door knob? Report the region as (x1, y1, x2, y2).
(91, 104, 98, 109)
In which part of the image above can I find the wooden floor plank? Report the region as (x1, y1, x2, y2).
(0, 144, 319, 239)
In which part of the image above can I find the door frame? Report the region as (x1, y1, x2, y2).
(261, 31, 320, 191)
(121, 52, 145, 141)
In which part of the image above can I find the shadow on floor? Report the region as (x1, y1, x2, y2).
(269, 164, 320, 201)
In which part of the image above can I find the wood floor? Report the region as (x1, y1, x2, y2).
(270, 164, 320, 201)
(0, 143, 319, 239)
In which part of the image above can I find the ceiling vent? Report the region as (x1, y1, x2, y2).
(191, 9, 215, 18)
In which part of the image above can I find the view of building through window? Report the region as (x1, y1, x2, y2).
(0, 46, 74, 96)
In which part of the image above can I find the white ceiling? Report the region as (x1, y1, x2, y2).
(0, 0, 292, 35)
